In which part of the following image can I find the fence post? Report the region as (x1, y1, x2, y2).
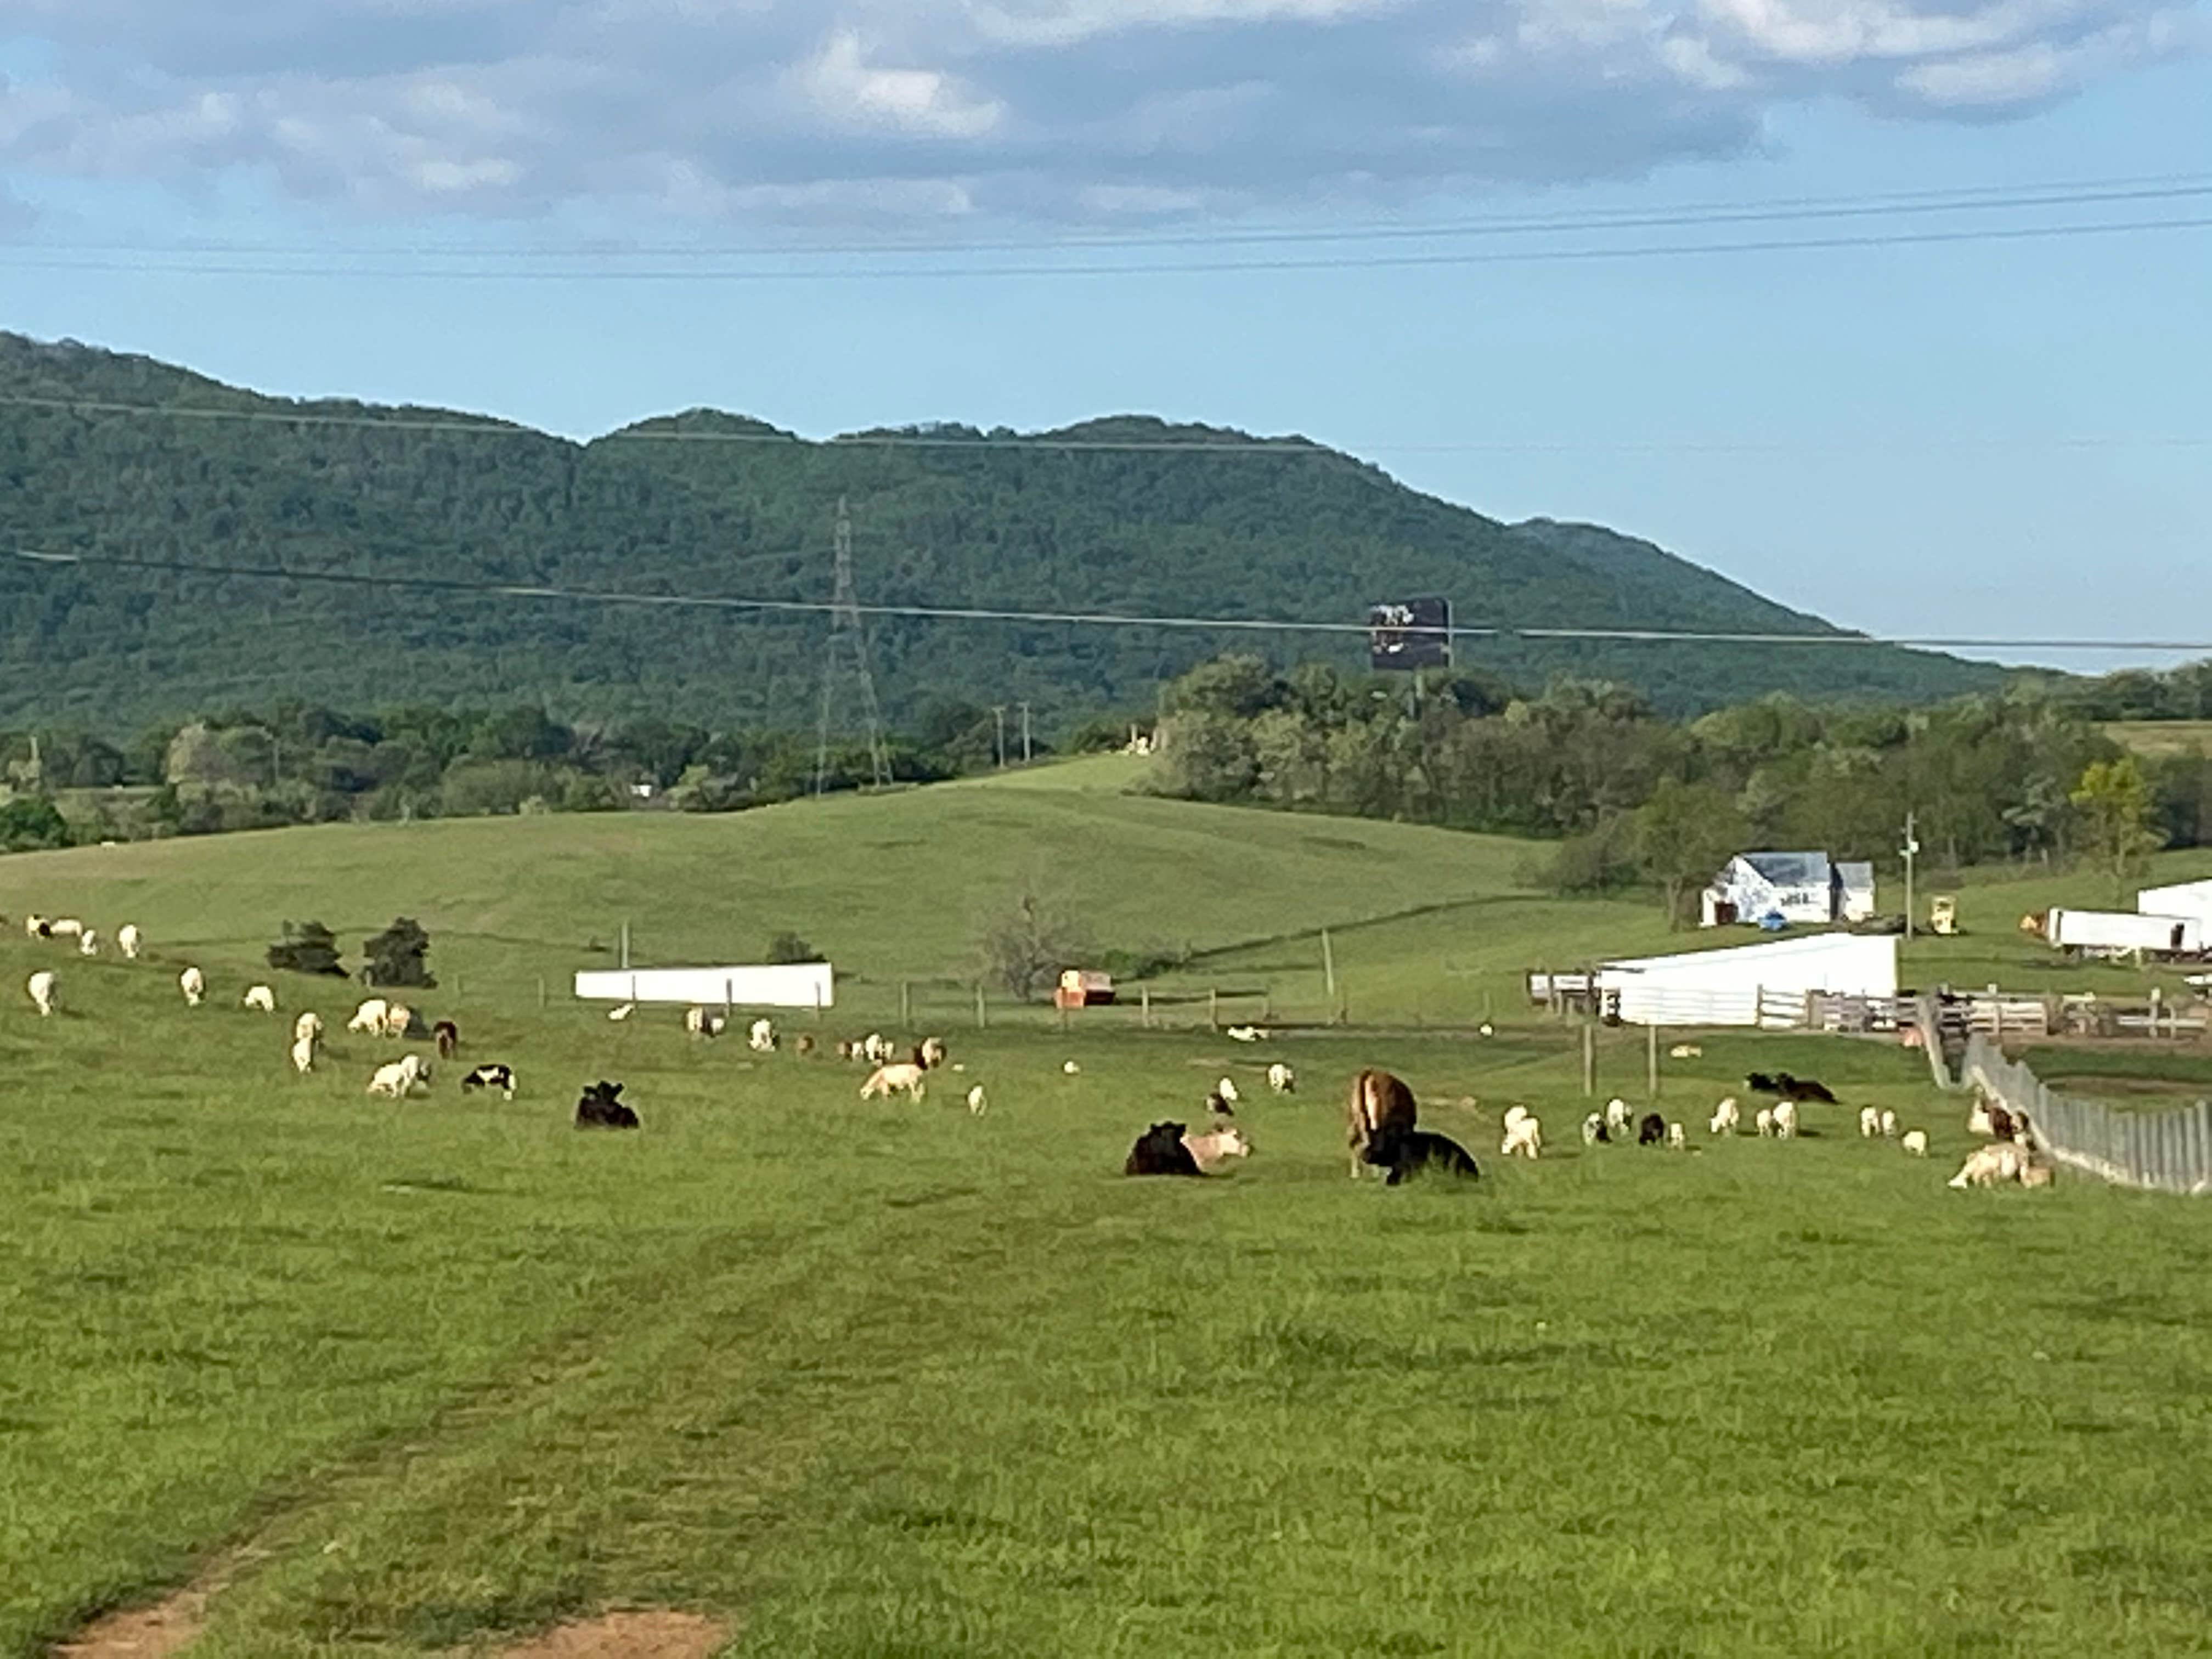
(900, 980, 912, 1030)
(1209, 988, 1219, 1030)
(1581, 1022, 1595, 1097)
(975, 985, 987, 1030)
(1141, 986, 1152, 1029)
(1322, 929, 1336, 1001)
(1647, 1024, 1658, 1099)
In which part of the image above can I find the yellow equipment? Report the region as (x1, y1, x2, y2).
(1929, 896, 1959, 936)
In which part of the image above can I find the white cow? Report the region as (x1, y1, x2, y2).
(47, 918, 83, 939)
(1967, 1099, 1995, 1137)
(1266, 1063, 1296, 1094)
(117, 923, 142, 961)
(1859, 1107, 1882, 1139)
(77, 929, 99, 957)
(1667, 1122, 1687, 1150)
(382, 1003, 414, 1040)
(1604, 1098, 1633, 1141)
(1709, 1097, 1741, 1136)
(919, 1036, 949, 1069)
(1226, 1024, 1266, 1043)
(863, 1033, 894, 1064)
(1901, 1130, 1929, 1157)
(1668, 1043, 1703, 1059)
(367, 1053, 429, 1098)
(291, 1035, 318, 1075)
(861, 1062, 927, 1101)
(1582, 1112, 1605, 1145)
(748, 1018, 777, 1052)
(1755, 1107, 1776, 1137)
(22, 914, 46, 939)
(242, 984, 277, 1013)
(1182, 1124, 1252, 1172)
(1216, 1077, 1242, 1106)
(179, 966, 206, 1008)
(1500, 1109, 1543, 1160)
(1879, 1109, 1899, 1139)
(26, 970, 56, 1017)
(1773, 1100, 1799, 1141)
(966, 1084, 989, 1115)
(294, 1011, 324, 1045)
(348, 997, 390, 1035)
(1949, 1142, 2032, 1189)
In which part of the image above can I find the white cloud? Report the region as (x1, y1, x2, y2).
(0, 0, 2198, 224)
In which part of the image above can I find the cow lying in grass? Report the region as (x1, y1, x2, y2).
(1125, 1121, 1203, 1177)
(575, 1080, 639, 1129)
(1181, 1124, 1251, 1172)
(1360, 1123, 1480, 1186)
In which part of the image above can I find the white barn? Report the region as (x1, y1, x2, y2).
(1700, 851, 1875, 929)
(574, 962, 835, 1009)
(2138, 879, 2212, 929)
(1597, 933, 1898, 1028)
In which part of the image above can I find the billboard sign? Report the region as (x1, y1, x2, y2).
(1367, 597, 1452, 670)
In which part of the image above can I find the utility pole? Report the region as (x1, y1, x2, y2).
(1901, 811, 1920, 944)
(992, 706, 1008, 769)
(1019, 701, 1033, 765)
(813, 496, 891, 796)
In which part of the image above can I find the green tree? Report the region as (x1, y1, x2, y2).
(363, 917, 437, 989)
(1634, 778, 1751, 926)
(974, 885, 1092, 1002)
(0, 796, 70, 853)
(2070, 758, 2164, 899)
(267, 919, 347, 978)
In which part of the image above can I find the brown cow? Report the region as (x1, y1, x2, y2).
(1347, 1068, 1419, 1180)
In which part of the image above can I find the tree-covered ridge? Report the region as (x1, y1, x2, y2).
(0, 329, 2002, 732)
(1146, 656, 2212, 915)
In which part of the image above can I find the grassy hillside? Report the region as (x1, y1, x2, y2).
(0, 330, 2002, 730)
(8, 862, 2212, 1651)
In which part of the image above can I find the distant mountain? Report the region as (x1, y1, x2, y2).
(0, 330, 2002, 733)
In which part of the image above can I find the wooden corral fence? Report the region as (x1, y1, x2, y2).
(1963, 1034, 2212, 1196)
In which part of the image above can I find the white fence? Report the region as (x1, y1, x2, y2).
(573, 963, 836, 1010)
(1963, 1034, 2212, 1196)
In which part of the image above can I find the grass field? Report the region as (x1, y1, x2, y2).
(6, 765, 2212, 1654)
(2104, 720, 2212, 759)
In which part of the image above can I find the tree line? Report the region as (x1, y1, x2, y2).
(1149, 655, 2189, 916)
(0, 697, 1135, 848)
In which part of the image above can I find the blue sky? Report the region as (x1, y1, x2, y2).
(1, 1, 2207, 673)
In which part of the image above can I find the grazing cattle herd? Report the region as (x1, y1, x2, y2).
(7, 904, 2064, 1194)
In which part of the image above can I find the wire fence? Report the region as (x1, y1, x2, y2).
(1961, 1034, 2212, 1196)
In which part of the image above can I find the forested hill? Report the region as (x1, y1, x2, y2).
(0, 330, 2001, 732)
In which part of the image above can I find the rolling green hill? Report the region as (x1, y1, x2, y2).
(0, 329, 2002, 731)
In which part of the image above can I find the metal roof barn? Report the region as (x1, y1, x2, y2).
(1597, 933, 1899, 1028)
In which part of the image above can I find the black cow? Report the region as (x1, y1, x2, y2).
(575, 1079, 639, 1130)
(461, 1063, 517, 1099)
(1776, 1072, 1839, 1104)
(1125, 1121, 1203, 1177)
(1638, 1112, 1667, 1146)
(1746, 1072, 1782, 1094)
(1361, 1123, 1481, 1186)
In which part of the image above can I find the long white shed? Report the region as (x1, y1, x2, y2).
(574, 963, 836, 1009)
(2046, 909, 2200, 957)
(1596, 933, 1898, 1028)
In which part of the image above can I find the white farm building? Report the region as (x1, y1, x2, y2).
(1598, 933, 1899, 1028)
(1700, 851, 1876, 929)
(2138, 879, 2212, 930)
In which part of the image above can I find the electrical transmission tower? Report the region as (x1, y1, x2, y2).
(813, 495, 892, 795)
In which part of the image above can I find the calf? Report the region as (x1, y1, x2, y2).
(1878, 1109, 1898, 1139)
(918, 1036, 947, 1069)
(1773, 1100, 1799, 1140)
(462, 1063, 517, 1099)
(242, 984, 277, 1014)
(1777, 1073, 1838, 1104)
(861, 1062, 927, 1101)
(1948, 1142, 2029, 1189)
(1181, 1124, 1251, 1172)
(1667, 1122, 1687, 1150)
(1125, 1121, 1203, 1177)
(1901, 1130, 1928, 1157)
(1638, 1112, 1667, 1147)
(1709, 1097, 1741, 1136)
(179, 967, 206, 1008)
(749, 1018, 778, 1053)
(1361, 1123, 1480, 1186)
(575, 1080, 640, 1129)
(1267, 1063, 1296, 1094)
(367, 1054, 429, 1098)
(1581, 1112, 1607, 1146)
(1746, 1071, 1781, 1094)
(1756, 1107, 1776, 1137)
(1604, 1097, 1634, 1140)
(1346, 1069, 1419, 1181)
(1500, 1110, 1543, 1160)
(26, 970, 56, 1017)
(433, 1019, 460, 1059)
(1859, 1107, 1882, 1138)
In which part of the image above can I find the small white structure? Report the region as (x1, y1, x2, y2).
(1596, 933, 1898, 1028)
(1700, 852, 1876, 929)
(2046, 907, 2201, 958)
(573, 962, 836, 1011)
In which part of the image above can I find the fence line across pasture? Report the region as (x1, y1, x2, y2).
(1962, 1034, 2212, 1196)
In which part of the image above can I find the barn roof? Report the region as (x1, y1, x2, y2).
(1740, 851, 1833, 887)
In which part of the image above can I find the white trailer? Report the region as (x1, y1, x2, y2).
(2046, 908, 2202, 958)
(2138, 879, 2212, 928)
(574, 962, 836, 1009)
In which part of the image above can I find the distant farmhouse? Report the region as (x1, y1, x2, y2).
(1700, 851, 1875, 930)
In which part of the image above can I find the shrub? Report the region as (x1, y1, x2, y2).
(765, 930, 824, 964)
(363, 916, 437, 988)
(268, 920, 347, 978)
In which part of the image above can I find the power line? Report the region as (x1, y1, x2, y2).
(6, 211, 2209, 281)
(25, 176, 2212, 263)
(7, 544, 2208, 655)
(0, 391, 2203, 456)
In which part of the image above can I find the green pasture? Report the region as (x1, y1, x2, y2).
(4, 766, 2212, 1654)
